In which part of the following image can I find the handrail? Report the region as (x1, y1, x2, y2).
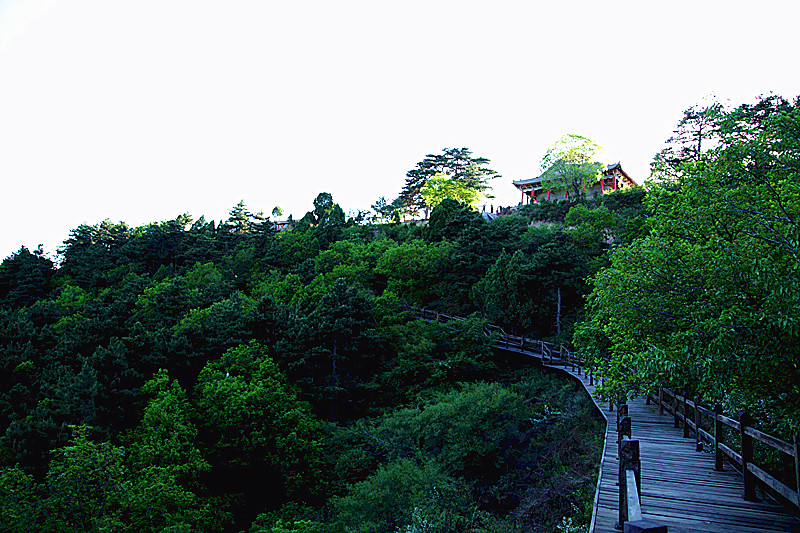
(625, 469, 643, 522)
(649, 388, 800, 511)
(413, 308, 587, 372)
(616, 402, 668, 532)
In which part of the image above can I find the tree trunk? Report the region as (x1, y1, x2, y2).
(556, 286, 562, 336)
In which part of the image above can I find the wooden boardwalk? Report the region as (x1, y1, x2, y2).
(590, 395, 800, 532)
(420, 311, 800, 532)
(499, 345, 800, 532)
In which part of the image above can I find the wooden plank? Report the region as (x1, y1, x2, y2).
(697, 404, 715, 417)
(720, 414, 741, 431)
(588, 393, 800, 533)
(626, 469, 643, 521)
(698, 427, 713, 443)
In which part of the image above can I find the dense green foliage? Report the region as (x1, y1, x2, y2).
(576, 95, 800, 435)
(398, 148, 501, 216)
(4, 95, 792, 530)
(0, 190, 614, 532)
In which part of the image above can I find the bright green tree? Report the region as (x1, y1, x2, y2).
(194, 342, 325, 507)
(128, 369, 209, 482)
(576, 95, 800, 433)
(399, 148, 500, 214)
(420, 173, 481, 209)
(540, 134, 605, 201)
(0, 465, 40, 531)
(42, 426, 129, 532)
(333, 458, 474, 533)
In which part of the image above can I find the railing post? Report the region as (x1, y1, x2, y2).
(658, 389, 664, 415)
(617, 416, 632, 460)
(739, 412, 757, 501)
(673, 392, 680, 428)
(616, 403, 629, 434)
(714, 404, 724, 471)
(618, 439, 640, 529)
(794, 433, 800, 510)
(682, 390, 690, 438)
(694, 395, 702, 452)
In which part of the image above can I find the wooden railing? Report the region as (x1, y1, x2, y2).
(649, 388, 800, 511)
(615, 402, 668, 533)
(414, 308, 673, 530)
(414, 308, 588, 374)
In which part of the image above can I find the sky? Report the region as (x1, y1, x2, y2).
(1, 0, 798, 260)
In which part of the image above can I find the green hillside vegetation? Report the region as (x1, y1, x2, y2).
(1, 93, 796, 532)
(0, 190, 619, 532)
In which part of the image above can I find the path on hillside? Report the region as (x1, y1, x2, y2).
(499, 344, 800, 532)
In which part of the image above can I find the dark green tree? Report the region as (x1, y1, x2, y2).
(194, 342, 325, 525)
(399, 148, 500, 214)
(0, 246, 55, 309)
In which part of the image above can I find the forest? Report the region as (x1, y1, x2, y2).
(0, 94, 798, 533)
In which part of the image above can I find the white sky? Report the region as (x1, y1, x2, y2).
(1, 0, 798, 260)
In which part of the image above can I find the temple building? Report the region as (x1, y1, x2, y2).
(512, 162, 638, 203)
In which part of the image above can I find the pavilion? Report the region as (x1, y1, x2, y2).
(512, 162, 638, 203)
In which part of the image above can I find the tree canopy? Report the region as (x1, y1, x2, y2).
(576, 95, 800, 434)
(399, 147, 500, 214)
(540, 134, 605, 201)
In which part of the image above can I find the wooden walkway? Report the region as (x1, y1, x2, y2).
(498, 344, 800, 532)
(591, 396, 800, 532)
(413, 310, 800, 532)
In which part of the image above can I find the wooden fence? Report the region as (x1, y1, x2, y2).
(414, 307, 587, 374)
(649, 388, 800, 511)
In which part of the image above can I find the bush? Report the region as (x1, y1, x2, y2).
(333, 458, 474, 533)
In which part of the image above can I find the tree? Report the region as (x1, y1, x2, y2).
(0, 246, 55, 308)
(0, 465, 40, 531)
(539, 134, 605, 201)
(128, 369, 209, 482)
(194, 342, 325, 511)
(425, 198, 483, 242)
(649, 99, 724, 181)
(399, 148, 500, 214)
(225, 200, 257, 234)
(284, 278, 380, 420)
(58, 220, 132, 288)
(333, 458, 474, 533)
(297, 193, 346, 246)
(42, 426, 129, 532)
(420, 173, 481, 209)
(369, 196, 403, 224)
(575, 95, 800, 434)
